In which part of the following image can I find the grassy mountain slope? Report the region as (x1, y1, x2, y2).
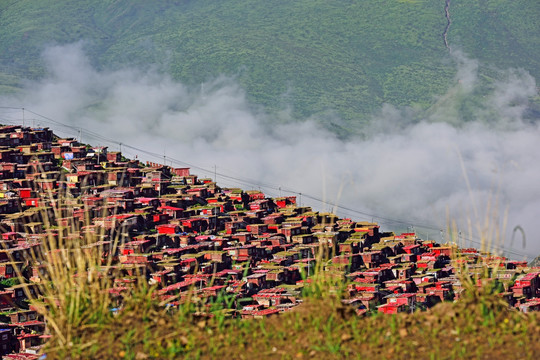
(0, 0, 538, 128)
(449, 0, 540, 73)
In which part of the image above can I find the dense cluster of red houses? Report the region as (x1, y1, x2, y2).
(0, 124, 537, 358)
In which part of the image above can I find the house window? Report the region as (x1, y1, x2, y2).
(29, 314, 36, 320)
(5, 266, 12, 274)
(16, 290, 23, 297)
(19, 315, 26, 322)
(2, 334, 8, 340)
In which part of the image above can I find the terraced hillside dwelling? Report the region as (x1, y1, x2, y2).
(0, 124, 537, 358)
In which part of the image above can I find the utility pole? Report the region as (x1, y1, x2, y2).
(22, 108, 25, 127)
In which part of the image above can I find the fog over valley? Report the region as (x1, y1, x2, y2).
(1, 43, 538, 260)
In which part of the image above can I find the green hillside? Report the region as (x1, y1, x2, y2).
(0, 0, 538, 130)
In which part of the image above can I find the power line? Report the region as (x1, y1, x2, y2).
(0, 107, 533, 260)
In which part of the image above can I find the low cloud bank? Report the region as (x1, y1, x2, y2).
(1, 44, 539, 259)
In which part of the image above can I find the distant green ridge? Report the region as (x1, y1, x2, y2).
(1, 0, 539, 130)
